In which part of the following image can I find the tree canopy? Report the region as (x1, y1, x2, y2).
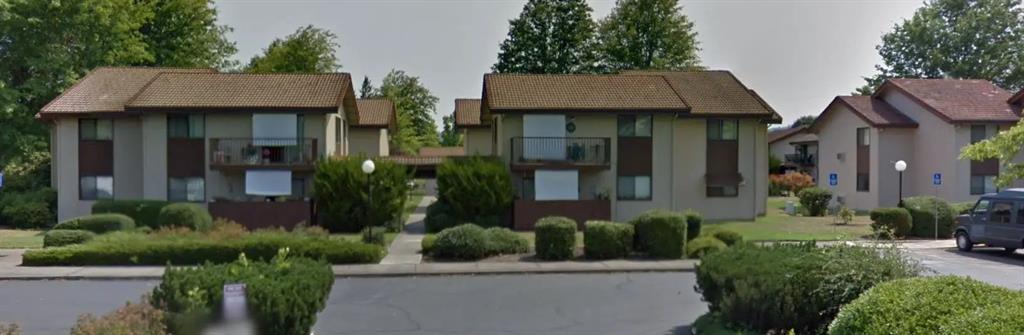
(140, 0, 237, 69)
(960, 119, 1024, 187)
(492, 0, 600, 74)
(858, 0, 1024, 94)
(368, 70, 440, 153)
(245, 25, 341, 73)
(597, 0, 701, 71)
(790, 115, 816, 128)
(438, 115, 463, 147)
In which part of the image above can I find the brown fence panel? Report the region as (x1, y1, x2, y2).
(209, 201, 311, 230)
(512, 199, 610, 230)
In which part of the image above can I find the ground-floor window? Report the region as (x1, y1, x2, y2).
(856, 173, 869, 192)
(970, 175, 997, 195)
(617, 175, 651, 200)
(169, 177, 205, 202)
(80, 176, 113, 200)
(706, 185, 737, 197)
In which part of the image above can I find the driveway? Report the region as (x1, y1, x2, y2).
(0, 273, 705, 335)
(904, 243, 1024, 290)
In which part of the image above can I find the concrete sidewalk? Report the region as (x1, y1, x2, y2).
(379, 195, 434, 265)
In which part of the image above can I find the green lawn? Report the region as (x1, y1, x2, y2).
(702, 197, 873, 241)
(0, 229, 45, 249)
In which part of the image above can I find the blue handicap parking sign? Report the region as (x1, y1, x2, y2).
(933, 173, 941, 185)
(828, 173, 838, 186)
(0, 172, 4, 189)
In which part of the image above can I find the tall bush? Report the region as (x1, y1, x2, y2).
(92, 200, 172, 228)
(150, 250, 333, 335)
(0, 187, 56, 229)
(797, 187, 832, 216)
(534, 216, 577, 260)
(696, 243, 920, 334)
(869, 207, 912, 238)
(629, 210, 687, 258)
(158, 203, 213, 231)
(902, 196, 955, 238)
(829, 276, 1024, 335)
(583, 221, 633, 259)
(434, 156, 514, 225)
(314, 156, 412, 232)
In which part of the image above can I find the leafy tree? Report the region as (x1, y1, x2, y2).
(790, 115, 816, 128)
(960, 119, 1024, 187)
(359, 76, 377, 98)
(246, 25, 341, 73)
(377, 70, 440, 153)
(139, 0, 237, 69)
(859, 0, 1024, 93)
(597, 0, 701, 71)
(438, 115, 463, 147)
(493, 0, 600, 74)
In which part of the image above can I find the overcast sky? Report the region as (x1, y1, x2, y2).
(215, 0, 923, 128)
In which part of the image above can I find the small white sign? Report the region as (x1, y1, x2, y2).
(222, 283, 247, 321)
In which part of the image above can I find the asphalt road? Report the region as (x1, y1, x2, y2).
(0, 273, 704, 335)
(907, 246, 1024, 290)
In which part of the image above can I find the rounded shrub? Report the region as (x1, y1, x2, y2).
(869, 207, 912, 238)
(711, 229, 743, 246)
(53, 213, 135, 233)
(92, 199, 171, 228)
(485, 227, 529, 255)
(43, 230, 96, 248)
(157, 203, 213, 231)
(421, 235, 437, 255)
(431, 224, 490, 260)
(424, 201, 458, 233)
(630, 210, 687, 259)
(797, 187, 832, 216)
(583, 221, 633, 259)
(686, 236, 727, 259)
(684, 210, 703, 241)
(1, 201, 54, 229)
(534, 216, 577, 260)
(902, 196, 955, 238)
(829, 276, 1024, 335)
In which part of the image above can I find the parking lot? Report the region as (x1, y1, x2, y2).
(905, 242, 1024, 290)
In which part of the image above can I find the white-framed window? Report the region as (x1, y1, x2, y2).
(970, 175, 997, 195)
(80, 176, 113, 200)
(618, 115, 653, 137)
(79, 119, 112, 140)
(169, 177, 205, 202)
(617, 175, 652, 200)
(168, 114, 205, 139)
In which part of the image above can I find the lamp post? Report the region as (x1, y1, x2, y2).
(895, 160, 907, 207)
(362, 159, 376, 243)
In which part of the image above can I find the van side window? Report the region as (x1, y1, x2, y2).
(973, 199, 989, 217)
(989, 201, 1013, 224)
(1017, 202, 1024, 224)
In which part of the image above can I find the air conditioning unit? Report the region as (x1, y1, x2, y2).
(836, 152, 845, 161)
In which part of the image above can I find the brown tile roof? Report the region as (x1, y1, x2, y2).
(127, 72, 352, 110)
(878, 79, 1018, 123)
(768, 126, 808, 144)
(38, 67, 216, 116)
(483, 73, 689, 112)
(814, 96, 918, 129)
(636, 71, 778, 116)
(418, 146, 465, 157)
(454, 98, 486, 127)
(354, 99, 396, 128)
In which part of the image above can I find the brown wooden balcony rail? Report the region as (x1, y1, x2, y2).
(209, 138, 318, 167)
(510, 137, 611, 166)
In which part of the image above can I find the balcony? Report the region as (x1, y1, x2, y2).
(784, 153, 815, 166)
(210, 138, 319, 171)
(510, 137, 611, 171)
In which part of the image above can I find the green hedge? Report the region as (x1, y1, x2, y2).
(424, 201, 458, 233)
(950, 201, 975, 215)
(696, 243, 920, 334)
(421, 235, 437, 255)
(902, 196, 955, 238)
(53, 213, 135, 233)
(0, 187, 56, 229)
(534, 216, 577, 260)
(710, 229, 742, 246)
(43, 230, 96, 248)
(92, 199, 171, 228)
(583, 221, 633, 259)
(829, 276, 1024, 335)
(686, 236, 726, 259)
(485, 227, 529, 255)
(797, 187, 832, 216)
(869, 207, 912, 238)
(21, 230, 384, 266)
(433, 156, 514, 227)
(428, 225, 529, 260)
(151, 251, 333, 335)
(684, 210, 703, 241)
(314, 156, 412, 232)
(630, 210, 687, 259)
(158, 203, 212, 231)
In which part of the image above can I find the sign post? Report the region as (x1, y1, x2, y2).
(933, 173, 941, 239)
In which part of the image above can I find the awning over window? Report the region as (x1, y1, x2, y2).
(245, 170, 292, 196)
(705, 173, 743, 186)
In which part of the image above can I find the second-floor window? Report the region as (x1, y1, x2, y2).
(617, 115, 652, 137)
(856, 127, 869, 192)
(706, 119, 739, 197)
(79, 119, 112, 140)
(168, 115, 204, 139)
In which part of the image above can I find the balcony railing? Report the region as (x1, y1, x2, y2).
(784, 153, 815, 166)
(210, 138, 318, 169)
(510, 137, 611, 169)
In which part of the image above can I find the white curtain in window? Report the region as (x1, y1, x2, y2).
(245, 170, 292, 196)
(534, 169, 578, 200)
(252, 114, 297, 145)
(523, 114, 566, 161)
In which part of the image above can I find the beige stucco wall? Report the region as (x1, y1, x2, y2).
(348, 127, 387, 157)
(141, 114, 168, 200)
(53, 118, 92, 221)
(463, 127, 493, 156)
(113, 117, 143, 199)
(814, 104, 878, 210)
(876, 128, 915, 207)
(769, 136, 794, 159)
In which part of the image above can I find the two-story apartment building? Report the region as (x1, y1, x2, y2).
(479, 71, 780, 228)
(811, 78, 1023, 211)
(768, 125, 818, 178)
(39, 67, 393, 228)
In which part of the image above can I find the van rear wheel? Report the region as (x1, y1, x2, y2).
(955, 232, 973, 252)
